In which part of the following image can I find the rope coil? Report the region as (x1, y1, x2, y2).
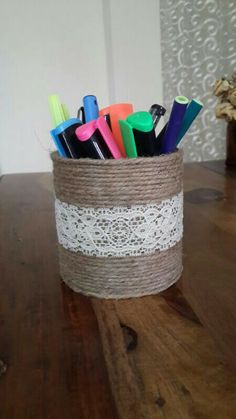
(52, 150, 183, 299)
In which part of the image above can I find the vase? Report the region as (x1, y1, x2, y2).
(226, 120, 236, 167)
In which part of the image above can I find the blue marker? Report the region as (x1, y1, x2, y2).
(50, 118, 85, 158)
(176, 99, 203, 145)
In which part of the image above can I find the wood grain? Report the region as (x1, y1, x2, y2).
(0, 161, 236, 418)
(0, 174, 118, 419)
(181, 162, 236, 367)
(93, 294, 236, 418)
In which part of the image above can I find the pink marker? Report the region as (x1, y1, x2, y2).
(75, 116, 122, 159)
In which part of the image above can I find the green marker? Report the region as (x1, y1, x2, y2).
(119, 119, 137, 158)
(119, 111, 156, 158)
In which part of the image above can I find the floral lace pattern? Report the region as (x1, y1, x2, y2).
(55, 192, 183, 257)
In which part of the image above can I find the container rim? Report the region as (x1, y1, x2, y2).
(51, 148, 183, 167)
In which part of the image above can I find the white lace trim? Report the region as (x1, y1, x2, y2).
(55, 192, 183, 257)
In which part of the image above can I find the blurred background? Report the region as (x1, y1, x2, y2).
(0, 0, 235, 174)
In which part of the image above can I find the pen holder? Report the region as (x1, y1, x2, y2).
(51, 150, 183, 299)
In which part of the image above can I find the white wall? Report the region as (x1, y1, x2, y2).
(0, 0, 110, 174)
(0, 0, 162, 174)
(105, 0, 163, 110)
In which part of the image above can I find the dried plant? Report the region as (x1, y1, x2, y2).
(213, 72, 236, 122)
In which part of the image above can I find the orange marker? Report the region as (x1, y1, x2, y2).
(100, 103, 133, 157)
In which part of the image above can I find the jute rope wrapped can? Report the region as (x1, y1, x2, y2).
(51, 149, 183, 299)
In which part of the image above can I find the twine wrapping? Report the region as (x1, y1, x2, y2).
(51, 150, 183, 299)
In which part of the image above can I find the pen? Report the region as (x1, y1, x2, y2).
(75, 116, 122, 159)
(161, 96, 189, 154)
(77, 95, 99, 123)
(176, 99, 203, 145)
(149, 104, 166, 129)
(100, 103, 133, 157)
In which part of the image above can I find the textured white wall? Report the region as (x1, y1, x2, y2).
(0, 0, 162, 174)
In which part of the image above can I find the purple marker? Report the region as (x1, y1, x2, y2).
(161, 96, 189, 154)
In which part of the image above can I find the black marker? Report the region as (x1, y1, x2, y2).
(75, 117, 122, 159)
(50, 118, 86, 158)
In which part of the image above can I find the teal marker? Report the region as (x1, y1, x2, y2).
(176, 99, 203, 145)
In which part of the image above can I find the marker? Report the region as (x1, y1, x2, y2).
(48, 95, 66, 128)
(100, 103, 133, 157)
(149, 104, 166, 129)
(155, 123, 167, 155)
(119, 120, 137, 158)
(161, 96, 189, 154)
(119, 111, 156, 158)
(50, 118, 84, 158)
(75, 116, 122, 159)
(176, 99, 203, 145)
(127, 112, 156, 157)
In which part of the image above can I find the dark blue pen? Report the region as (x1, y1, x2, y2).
(161, 96, 189, 154)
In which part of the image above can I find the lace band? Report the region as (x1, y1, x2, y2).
(55, 191, 183, 257)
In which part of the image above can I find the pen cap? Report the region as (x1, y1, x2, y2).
(119, 120, 137, 158)
(50, 128, 67, 158)
(83, 95, 99, 122)
(51, 118, 84, 159)
(96, 116, 122, 159)
(75, 120, 96, 141)
(127, 111, 154, 132)
(126, 112, 156, 157)
(75, 121, 110, 159)
(100, 103, 133, 157)
(75, 118, 121, 159)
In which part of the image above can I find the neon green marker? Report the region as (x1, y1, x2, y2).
(48, 95, 66, 128)
(119, 111, 156, 158)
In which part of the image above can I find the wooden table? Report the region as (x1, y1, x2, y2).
(0, 161, 236, 418)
